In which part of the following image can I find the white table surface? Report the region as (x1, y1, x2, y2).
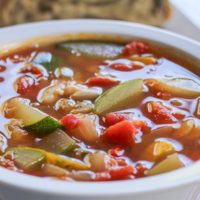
(164, 0, 200, 42)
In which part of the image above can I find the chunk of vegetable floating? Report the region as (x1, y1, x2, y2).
(123, 41, 149, 54)
(95, 79, 144, 115)
(141, 141, 175, 161)
(56, 40, 123, 58)
(146, 153, 183, 176)
(86, 76, 120, 87)
(173, 119, 200, 140)
(71, 87, 102, 101)
(103, 120, 136, 146)
(69, 170, 95, 181)
(45, 152, 89, 170)
(109, 166, 133, 180)
(6, 147, 45, 171)
(33, 52, 62, 72)
(16, 76, 35, 95)
(144, 101, 177, 124)
(4, 98, 61, 135)
(145, 78, 200, 98)
(69, 114, 99, 144)
(86, 152, 109, 172)
(42, 164, 69, 177)
(104, 113, 126, 126)
(0, 133, 7, 154)
(7, 147, 89, 171)
(39, 129, 76, 154)
(60, 114, 80, 130)
(130, 56, 157, 65)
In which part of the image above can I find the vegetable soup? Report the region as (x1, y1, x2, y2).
(0, 34, 200, 181)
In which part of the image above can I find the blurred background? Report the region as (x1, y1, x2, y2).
(0, 0, 199, 41)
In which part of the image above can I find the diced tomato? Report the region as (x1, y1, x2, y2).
(0, 65, 6, 72)
(86, 76, 119, 87)
(95, 172, 111, 181)
(17, 76, 35, 95)
(108, 147, 125, 157)
(123, 41, 149, 55)
(109, 166, 133, 180)
(60, 114, 80, 130)
(109, 63, 143, 72)
(172, 112, 185, 120)
(117, 159, 127, 166)
(0, 156, 16, 170)
(189, 152, 200, 161)
(132, 120, 148, 132)
(145, 102, 177, 124)
(103, 120, 136, 146)
(135, 164, 147, 178)
(20, 66, 42, 77)
(105, 113, 126, 126)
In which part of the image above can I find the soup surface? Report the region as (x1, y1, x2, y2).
(0, 35, 200, 181)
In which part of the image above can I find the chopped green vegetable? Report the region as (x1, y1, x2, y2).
(95, 79, 144, 115)
(7, 147, 89, 171)
(45, 152, 89, 170)
(146, 78, 200, 98)
(39, 129, 76, 154)
(57, 40, 123, 58)
(8, 98, 61, 135)
(33, 52, 62, 72)
(6, 147, 45, 171)
(146, 153, 183, 176)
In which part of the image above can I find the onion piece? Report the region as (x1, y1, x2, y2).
(85, 152, 109, 172)
(69, 114, 100, 144)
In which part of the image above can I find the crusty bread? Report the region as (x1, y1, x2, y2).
(0, 0, 171, 27)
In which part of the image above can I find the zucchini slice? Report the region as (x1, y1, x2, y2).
(8, 98, 61, 135)
(57, 40, 123, 58)
(146, 153, 183, 176)
(6, 147, 45, 171)
(45, 152, 89, 170)
(7, 147, 89, 171)
(39, 129, 76, 154)
(95, 79, 144, 115)
(146, 78, 200, 98)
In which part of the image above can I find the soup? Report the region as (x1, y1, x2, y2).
(0, 35, 200, 181)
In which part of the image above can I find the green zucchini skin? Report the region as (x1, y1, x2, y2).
(25, 116, 62, 135)
(39, 129, 76, 154)
(95, 79, 144, 115)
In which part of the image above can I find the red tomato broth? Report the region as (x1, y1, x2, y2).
(0, 35, 200, 182)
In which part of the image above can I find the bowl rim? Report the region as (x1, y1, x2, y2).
(0, 19, 200, 197)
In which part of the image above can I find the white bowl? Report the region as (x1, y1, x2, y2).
(0, 19, 200, 200)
